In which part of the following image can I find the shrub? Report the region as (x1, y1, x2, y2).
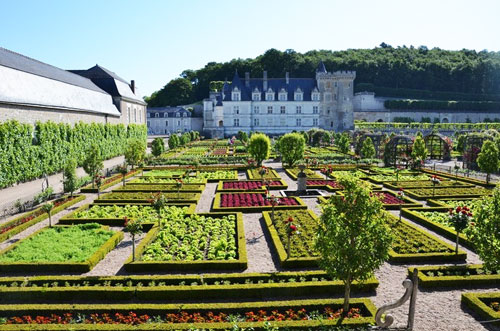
(82, 144, 103, 187)
(279, 133, 305, 167)
(124, 139, 146, 169)
(168, 134, 179, 149)
(360, 137, 376, 159)
(248, 133, 271, 166)
(477, 140, 499, 184)
(62, 158, 78, 197)
(151, 138, 165, 157)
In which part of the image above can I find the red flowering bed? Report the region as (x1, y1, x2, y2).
(2, 307, 362, 325)
(223, 181, 281, 190)
(220, 193, 298, 207)
(372, 192, 405, 205)
(306, 180, 342, 188)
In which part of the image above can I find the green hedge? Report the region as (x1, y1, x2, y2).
(0, 120, 146, 189)
(462, 292, 500, 326)
(355, 121, 500, 131)
(384, 99, 500, 111)
(421, 169, 497, 188)
(0, 195, 85, 243)
(409, 265, 500, 288)
(80, 170, 139, 193)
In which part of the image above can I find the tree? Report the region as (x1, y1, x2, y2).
(124, 217, 143, 262)
(238, 131, 249, 144)
(151, 138, 165, 158)
(62, 158, 77, 197)
(315, 175, 392, 315)
(278, 133, 305, 167)
(116, 163, 129, 187)
(42, 202, 54, 228)
(337, 134, 351, 154)
(360, 137, 376, 159)
(145, 78, 193, 107)
(477, 140, 499, 184)
(82, 144, 103, 188)
(124, 139, 146, 169)
(168, 134, 179, 149)
(411, 135, 428, 166)
(248, 133, 271, 166)
(467, 188, 500, 271)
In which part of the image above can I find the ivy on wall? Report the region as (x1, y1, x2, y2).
(0, 120, 147, 189)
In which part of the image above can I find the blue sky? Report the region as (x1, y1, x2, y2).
(1, 0, 498, 97)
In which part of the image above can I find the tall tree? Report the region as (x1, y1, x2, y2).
(278, 133, 305, 167)
(360, 137, 376, 159)
(124, 139, 146, 169)
(82, 144, 103, 188)
(248, 133, 271, 166)
(477, 140, 499, 184)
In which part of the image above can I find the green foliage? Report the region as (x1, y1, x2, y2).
(33, 187, 54, 205)
(411, 136, 428, 164)
(278, 133, 306, 167)
(311, 129, 330, 147)
(151, 138, 165, 157)
(0, 223, 114, 263)
(457, 134, 467, 153)
(360, 137, 376, 159)
(82, 144, 104, 183)
(316, 175, 392, 313)
(477, 140, 499, 183)
(124, 139, 146, 169)
(74, 205, 190, 224)
(248, 133, 271, 166)
(385, 99, 500, 111)
(0, 120, 146, 189)
(336, 134, 351, 154)
(237, 131, 249, 143)
(467, 188, 500, 271)
(63, 158, 78, 197)
(179, 132, 191, 146)
(144, 78, 193, 107)
(168, 134, 180, 149)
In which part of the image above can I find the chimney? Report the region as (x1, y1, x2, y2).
(130, 80, 135, 93)
(285, 72, 289, 85)
(245, 72, 250, 87)
(263, 71, 268, 91)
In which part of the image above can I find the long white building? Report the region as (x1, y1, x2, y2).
(203, 62, 355, 138)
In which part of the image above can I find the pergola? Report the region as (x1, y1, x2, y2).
(424, 133, 452, 161)
(355, 132, 385, 158)
(383, 135, 414, 167)
(463, 134, 489, 170)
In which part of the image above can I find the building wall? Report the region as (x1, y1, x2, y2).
(0, 103, 121, 125)
(121, 100, 146, 126)
(147, 114, 196, 135)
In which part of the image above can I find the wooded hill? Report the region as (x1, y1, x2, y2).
(145, 45, 500, 107)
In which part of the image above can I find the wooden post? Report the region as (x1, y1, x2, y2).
(407, 268, 418, 330)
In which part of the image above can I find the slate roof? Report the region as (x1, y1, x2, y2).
(147, 106, 192, 118)
(316, 61, 327, 73)
(223, 72, 318, 101)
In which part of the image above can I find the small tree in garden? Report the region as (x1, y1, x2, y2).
(83, 144, 103, 188)
(411, 136, 428, 168)
(150, 192, 169, 227)
(248, 133, 271, 166)
(430, 175, 441, 196)
(316, 175, 392, 315)
(467, 188, 500, 271)
(175, 178, 183, 198)
(266, 194, 279, 222)
(285, 216, 299, 258)
(42, 202, 54, 227)
(168, 134, 179, 149)
(151, 138, 165, 158)
(116, 163, 128, 187)
(397, 188, 405, 222)
(62, 158, 78, 197)
(448, 206, 472, 254)
(124, 139, 146, 169)
(337, 134, 351, 154)
(278, 133, 305, 167)
(360, 137, 376, 159)
(94, 174, 105, 198)
(124, 217, 143, 262)
(477, 140, 499, 184)
(238, 131, 249, 144)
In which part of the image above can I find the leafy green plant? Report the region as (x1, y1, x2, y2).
(124, 139, 146, 169)
(248, 133, 271, 166)
(151, 138, 165, 158)
(62, 158, 78, 197)
(278, 133, 306, 167)
(42, 203, 54, 228)
(82, 144, 103, 188)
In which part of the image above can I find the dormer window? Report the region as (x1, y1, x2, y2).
(312, 93, 320, 101)
(176, 113, 180, 117)
(155, 113, 159, 118)
(265, 88, 274, 101)
(294, 88, 303, 101)
(278, 88, 287, 101)
(183, 112, 187, 117)
(252, 88, 261, 101)
(232, 87, 241, 101)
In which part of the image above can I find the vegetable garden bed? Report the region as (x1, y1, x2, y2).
(404, 186, 492, 200)
(95, 192, 201, 204)
(318, 191, 421, 210)
(246, 168, 281, 180)
(383, 180, 474, 191)
(196, 170, 238, 182)
(0, 224, 123, 273)
(284, 168, 322, 180)
(112, 184, 205, 193)
(129, 177, 207, 184)
(212, 193, 306, 212)
(409, 265, 500, 288)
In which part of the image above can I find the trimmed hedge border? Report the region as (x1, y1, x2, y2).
(403, 187, 492, 200)
(401, 207, 473, 250)
(462, 292, 500, 326)
(0, 270, 378, 303)
(0, 298, 377, 330)
(427, 197, 480, 207)
(284, 168, 322, 180)
(0, 195, 86, 243)
(94, 192, 201, 204)
(421, 168, 497, 188)
(383, 180, 474, 191)
(409, 265, 500, 288)
(112, 184, 205, 193)
(0, 226, 124, 273)
(216, 179, 288, 192)
(246, 168, 282, 180)
(124, 212, 247, 272)
(80, 170, 139, 193)
(59, 203, 197, 226)
(211, 193, 307, 213)
(333, 191, 422, 210)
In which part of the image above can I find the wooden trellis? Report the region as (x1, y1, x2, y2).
(464, 134, 489, 170)
(384, 135, 414, 168)
(355, 131, 385, 158)
(424, 133, 451, 161)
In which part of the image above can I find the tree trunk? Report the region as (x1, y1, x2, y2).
(343, 276, 352, 316)
(455, 232, 460, 255)
(487, 173, 490, 185)
(48, 213, 52, 228)
(132, 234, 136, 262)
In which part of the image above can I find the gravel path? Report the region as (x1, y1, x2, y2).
(195, 182, 217, 213)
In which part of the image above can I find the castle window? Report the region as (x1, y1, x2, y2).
(232, 87, 241, 101)
(147, 112, 151, 118)
(313, 106, 318, 114)
(296, 106, 301, 114)
(234, 119, 240, 127)
(296, 118, 301, 126)
(254, 106, 259, 114)
(176, 113, 180, 117)
(279, 93, 287, 101)
(312, 93, 320, 101)
(267, 106, 273, 114)
(155, 113, 159, 118)
(348, 83, 351, 88)
(294, 93, 303, 101)
(183, 112, 187, 117)
(280, 106, 286, 114)
(233, 106, 239, 114)
(331, 121, 334, 127)
(252, 93, 261, 101)
(334, 82, 337, 87)
(177, 120, 181, 126)
(327, 107, 331, 114)
(313, 118, 318, 126)
(266, 91, 274, 101)
(254, 118, 259, 126)
(334, 94, 337, 100)
(165, 120, 169, 126)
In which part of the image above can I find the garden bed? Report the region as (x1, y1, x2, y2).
(318, 191, 421, 210)
(0, 195, 85, 243)
(94, 192, 201, 204)
(404, 186, 492, 200)
(112, 183, 205, 193)
(246, 168, 281, 180)
(0, 224, 123, 273)
(409, 265, 500, 288)
(211, 193, 306, 213)
(129, 177, 207, 184)
(284, 168, 323, 180)
(216, 179, 288, 192)
(125, 212, 247, 272)
(383, 180, 474, 191)
(462, 292, 500, 326)
(80, 170, 138, 193)
(195, 170, 238, 182)
(421, 168, 497, 188)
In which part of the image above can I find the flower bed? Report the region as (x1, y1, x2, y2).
(0, 195, 85, 243)
(409, 265, 500, 288)
(306, 179, 343, 191)
(0, 224, 123, 273)
(95, 192, 201, 204)
(60, 204, 196, 226)
(0, 298, 377, 328)
(80, 170, 138, 193)
(462, 292, 500, 326)
(125, 212, 247, 272)
(246, 168, 281, 180)
(371, 191, 422, 209)
(404, 187, 492, 200)
(218, 180, 287, 191)
(212, 193, 306, 213)
(284, 168, 322, 180)
(0, 270, 378, 303)
(113, 183, 205, 193)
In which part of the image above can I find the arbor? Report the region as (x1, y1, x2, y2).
(124, 139, 146, 169)
(411, 135, 428, 166)
(360, 137, 376, 159)
(278, 133, 305, 167)
(168, 134, 179, 149)
(337, 134, 351, 154)
(248, 133, 271, 166)
(316, 175, 392, 314)
(62, 158, 78, 197)
(151, 138, 165, 158)
(82, 144, 103, 188)
(477, 140, 499, 184)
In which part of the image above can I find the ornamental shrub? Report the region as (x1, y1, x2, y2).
(82, 144, 104, 188)
(278, 133, 305, 167)
(248, 133, 271, 166)
(360, 137, 376, 159)
(62, 158, 78, 197)
(168, 134, 179, 149)
(124, 139, 146, 169)
(151, 138, 165, 158)
(336, 134, 351, 154)
(411, 136, 428, 164)
(477, 140, 499, 184)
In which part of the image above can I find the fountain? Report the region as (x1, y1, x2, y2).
(281, 164, 324, 197)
